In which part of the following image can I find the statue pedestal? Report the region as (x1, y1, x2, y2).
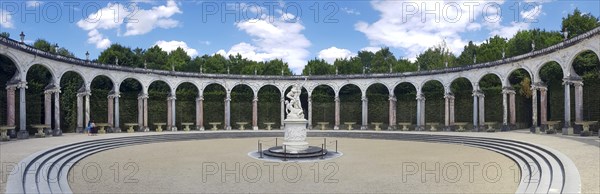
(283, 119, 309, 153)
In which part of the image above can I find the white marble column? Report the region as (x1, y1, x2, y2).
(113, 93, 121, 132)
(143, 94, 148, 131)
(44, 90, 52, 127)
(531, 85, 539, 132)
(449, 94, 455, 126)
(388, 95, 396, 130)
(17, 82, 28, 139)
(196, 96, 204, 130)
(562, 80, 572, 135)
(307, 95, 313, 130)
(84, 91, 91, 128)
(501, 87, 511, 131)
(167, 96, 172, 130)
(444, 93, 454, 130)
(137, 93, 144, 131)
(416, 93, 425, 131)
(53, 90, 61, 136)
(361, 94, 368, 130)
(76, 92, 84, 132)
(170, 94, 177, 131)
(472, 90, 480, 131)
(252, 95, 258, 130)
(334, 95, 340, 130)
(224, 91, 231, 130)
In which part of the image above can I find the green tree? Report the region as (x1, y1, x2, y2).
(144, 45, 168, 70)
(303, 58, 333, 75)
(33, 39, 54, 52)
(98, 44, 139, 67)
(334, 57, 363, 74)
(415, 41, 456, 71)
(456, 41, 478, 66)
(168, 47, 191, 71)
(371, 47, 397, 73)
(0, 32, 9, 38)
(562, 8, 600, 38)
(357, 50, 375, 73)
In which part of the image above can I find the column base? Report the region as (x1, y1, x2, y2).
(43, 128, 52, 136)
(333, 125, 339, 130)
(52, 128, 62, 136)
(171, 127, 178, 131)
(416, 125, 425, 131)
(17, 130, 29, 139)
(113, 127, 122, 133)
(530, 126, 541, 134)
(253, 126, 258, 130)
(8, 128, 17, 138)
(573, 124, 583, 134)
(76, 127, 84, 133)
(501, 124, 511, 132)
(562, 127, 574, 135)
(540, 124, 548, 133)
(198, 126, 205, 131)
(360, 125, 368, 130)
(225, 126, 232, 130)
(471, 126, 480, 132)
(388, 125, 397, 131)
(444, 125, 454, 132)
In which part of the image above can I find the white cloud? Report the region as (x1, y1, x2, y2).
(87, 29, 111, 49)
(218, 13, 311, 74)
(318, 47, 355, 64)
(155, 40, 198, 57)
(0, 9, 14, 29)
(77, 1, 181, 49)
(487, 4, 544, 38)
(361, 46, 382, 53)
(341, 7, 361, 15)
(26, 1, 43, 8)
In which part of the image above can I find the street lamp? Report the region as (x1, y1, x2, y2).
(19, 31, 25, 43)
(562, 28, 569, 41)
(54, 44, 59, 53)
(85, 51, 90, 61)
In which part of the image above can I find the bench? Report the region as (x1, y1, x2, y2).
(31, 124, 50, 138)
(236, 122, 248, 130)
(344, 122, 356, 130)
(124, 123, 138, 133)
(398, 122, 411, 131)
(544, 121, 561, 133)
(154, 123, 166, 132)
(0, 126, 14, 141)
(264, 122, 275, 130)
(209, 122, 221, 130)
(316, 122, 329, 130)
(95, 123, 109, 134)
(574, 121, 598, 135)
(371, 122, 383, 131)
(454, 122, 468, 132)
(484, 122, 497, 132)
(426, 122, 439, 131)
(181, 122, 194, 131)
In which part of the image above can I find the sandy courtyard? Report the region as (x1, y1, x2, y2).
(68, 137, 519, 193)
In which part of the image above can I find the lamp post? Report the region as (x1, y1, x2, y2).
(531, 40, 535, 52)
(19, 31, 25, 43)
(85, 51, 90, 61)
(54, 44, 59, 54)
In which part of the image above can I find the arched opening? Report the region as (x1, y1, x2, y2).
(366, 83, 389, 129)
(479, 74, 503, 125)
(0, 54, 19, 136)
(231, 84, 253, 129)
(339, 84, 361, 127)
(572, 50, 600, 134)
(175, 82, 198, 130)
(203, 83, 226, 130)
(310, 85, 334, 129)
(257, 85, 281, 129)
(25, 64, 53, 134)
(394, 82, 417, 127)
(118, 78, 142, 129)
(450, 77, 473, 127)
(508, 68, 533, 129)
(422, 80, 444, 127)
(539, 61, 564, 129)
(59, 71, 84, 132)
(147, 80, 170, 130)
(90, 75, 113, 125)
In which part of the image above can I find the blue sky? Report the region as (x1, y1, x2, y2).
(1, 0, 598, 74)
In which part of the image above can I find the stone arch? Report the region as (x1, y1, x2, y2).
(25, 62, 56, 81)
(505, 66, 534, 87)
(258, 84, 282, 96)
(339, 83, 362, 125)
(257, 84, 282, 129)
(58, 69, 87, 85)
(174, 82, 199, 129)
(147, 79, 174, 94)
(0, 52, 23, 73)
(420, 78, 444, 92)
(394, 82, 418, 124)
(449, 77, 474, 124)
(366, 82, 390, 125)
(536, 60, 566, 81)
(392, 81, 418, 95)
(203, 83, 227, 129)
(365, 81, 390, 95)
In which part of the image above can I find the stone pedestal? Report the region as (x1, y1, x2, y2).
(282, 119, 309, 153)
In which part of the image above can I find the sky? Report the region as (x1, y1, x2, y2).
(1, 0, 599, 74)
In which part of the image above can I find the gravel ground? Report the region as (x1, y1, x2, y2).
(0, 130, 597, 193)
(68, 138, 519, 193)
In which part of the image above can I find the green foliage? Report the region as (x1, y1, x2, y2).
(416, 41, 456, 70)
(0, 32, 9, 38)
(303, 58, 333, 75)
(562, 8, 600, 38)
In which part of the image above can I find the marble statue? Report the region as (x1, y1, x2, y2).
(285, 83, 304, 120)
